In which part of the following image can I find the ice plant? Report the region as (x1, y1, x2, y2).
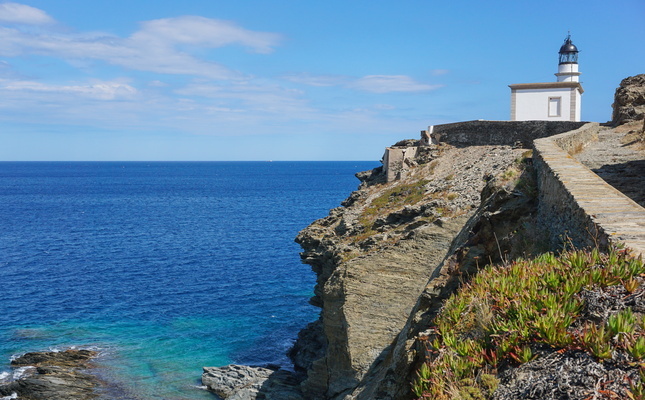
(412, 246, 645, 399)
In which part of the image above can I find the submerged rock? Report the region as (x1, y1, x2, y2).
(0, 349, 99, 400)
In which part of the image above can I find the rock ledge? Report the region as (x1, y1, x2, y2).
(202, 364, 303, 400)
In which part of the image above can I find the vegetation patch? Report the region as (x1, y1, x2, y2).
(495, 150, 536, 195)
(412, 246, 645, 399)
(359, 179, 429, 227)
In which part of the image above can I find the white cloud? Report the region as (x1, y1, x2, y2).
(0, 7, 282, 79)
(175, 82, 311, 114)
(132, 16, 281, 54)
(351, 75, 443, 93)
(284, 72, 443, 94)
(1, 79, 138, 100)
(373, 104, 396, 110)
(0, 2, 54, 25)
(282, 73, 349, 87)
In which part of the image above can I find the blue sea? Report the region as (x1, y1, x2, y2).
(0, 161, 377, 399)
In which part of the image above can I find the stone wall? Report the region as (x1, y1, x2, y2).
(429, 120, 587, 148)
(533, 123, 645, 257)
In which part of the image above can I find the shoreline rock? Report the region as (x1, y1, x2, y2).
(0, 349, 100, 400)
(202, 364, 303, 400)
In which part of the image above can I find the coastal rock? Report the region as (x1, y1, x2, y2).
(287, 320, 326, 373)
(292, 144, 534, 399)
(612, 74, 645, 125)
(202, 364, 303, 400)
(0, 349, 99, 400)
(349, 171, 542, 400)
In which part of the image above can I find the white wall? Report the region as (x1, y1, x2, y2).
(513, 87, 580, 121)
(556, 63, 580, 82)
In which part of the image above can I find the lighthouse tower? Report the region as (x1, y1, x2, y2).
(509, 35, 584, 121)
(556, 34, 581, 82)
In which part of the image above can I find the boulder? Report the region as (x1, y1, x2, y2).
(612, 74, 645, 125)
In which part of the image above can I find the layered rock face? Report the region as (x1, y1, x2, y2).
(612, 74, 645, 125)
(292, 143, 540, 399)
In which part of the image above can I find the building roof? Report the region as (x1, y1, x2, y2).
(508, 81, 584, 94)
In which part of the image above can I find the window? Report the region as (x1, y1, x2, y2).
(548, 97, 561, 117)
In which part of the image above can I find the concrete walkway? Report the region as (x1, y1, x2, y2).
(535, 123, 645, 258)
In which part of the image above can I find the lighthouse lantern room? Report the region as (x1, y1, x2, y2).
(509, 34, 583, 121)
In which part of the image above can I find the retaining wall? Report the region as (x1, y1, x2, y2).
(430, 120, 587, 148)
(533, 122, 645, 257)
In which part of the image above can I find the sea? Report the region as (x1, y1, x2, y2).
(0, 161, 378, 399)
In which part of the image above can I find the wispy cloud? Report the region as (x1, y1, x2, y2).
(285, 72, 442, 94)
(133, 16, 281, 54)
(1, 79, 138, 100)
(175, 82, 311, 115)
(0, 9, 282, 79)
(350, 75, 443, 93)
(0, 3, 441, 142)
(283, 73, 349, 87)
(0, 2, 54, 25)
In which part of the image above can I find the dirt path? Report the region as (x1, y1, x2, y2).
(575, 122, 645, 208)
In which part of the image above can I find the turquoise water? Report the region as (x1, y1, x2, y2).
(0, 161, 378, 399)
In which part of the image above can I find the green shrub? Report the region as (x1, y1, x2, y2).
(412, 246, 645, 399)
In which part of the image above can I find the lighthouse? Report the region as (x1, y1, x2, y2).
(509, 34, 584, 121)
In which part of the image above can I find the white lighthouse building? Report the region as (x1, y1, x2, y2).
(509, 35, 583, 121)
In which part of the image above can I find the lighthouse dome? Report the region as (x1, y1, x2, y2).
(559, 39, 578, 54)
(558, 35, 579, 64)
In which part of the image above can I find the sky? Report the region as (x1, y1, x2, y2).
(0, 1, 643, 161)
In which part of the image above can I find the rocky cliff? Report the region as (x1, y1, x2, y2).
(202, 140, 542, 399)
(290, 142, 544, 399)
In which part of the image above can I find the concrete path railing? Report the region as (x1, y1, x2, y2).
(534, 122, 645, 258)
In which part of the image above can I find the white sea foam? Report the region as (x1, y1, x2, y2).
(0, 371, 10, 382)
(44, 345, 106, 355)
(0, 393, 18, 400)
(12, 366, 35, 380)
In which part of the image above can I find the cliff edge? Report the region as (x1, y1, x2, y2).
(291, 142, 542, 399)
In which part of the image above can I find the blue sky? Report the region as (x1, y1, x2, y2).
(0, 1, 643, 161)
